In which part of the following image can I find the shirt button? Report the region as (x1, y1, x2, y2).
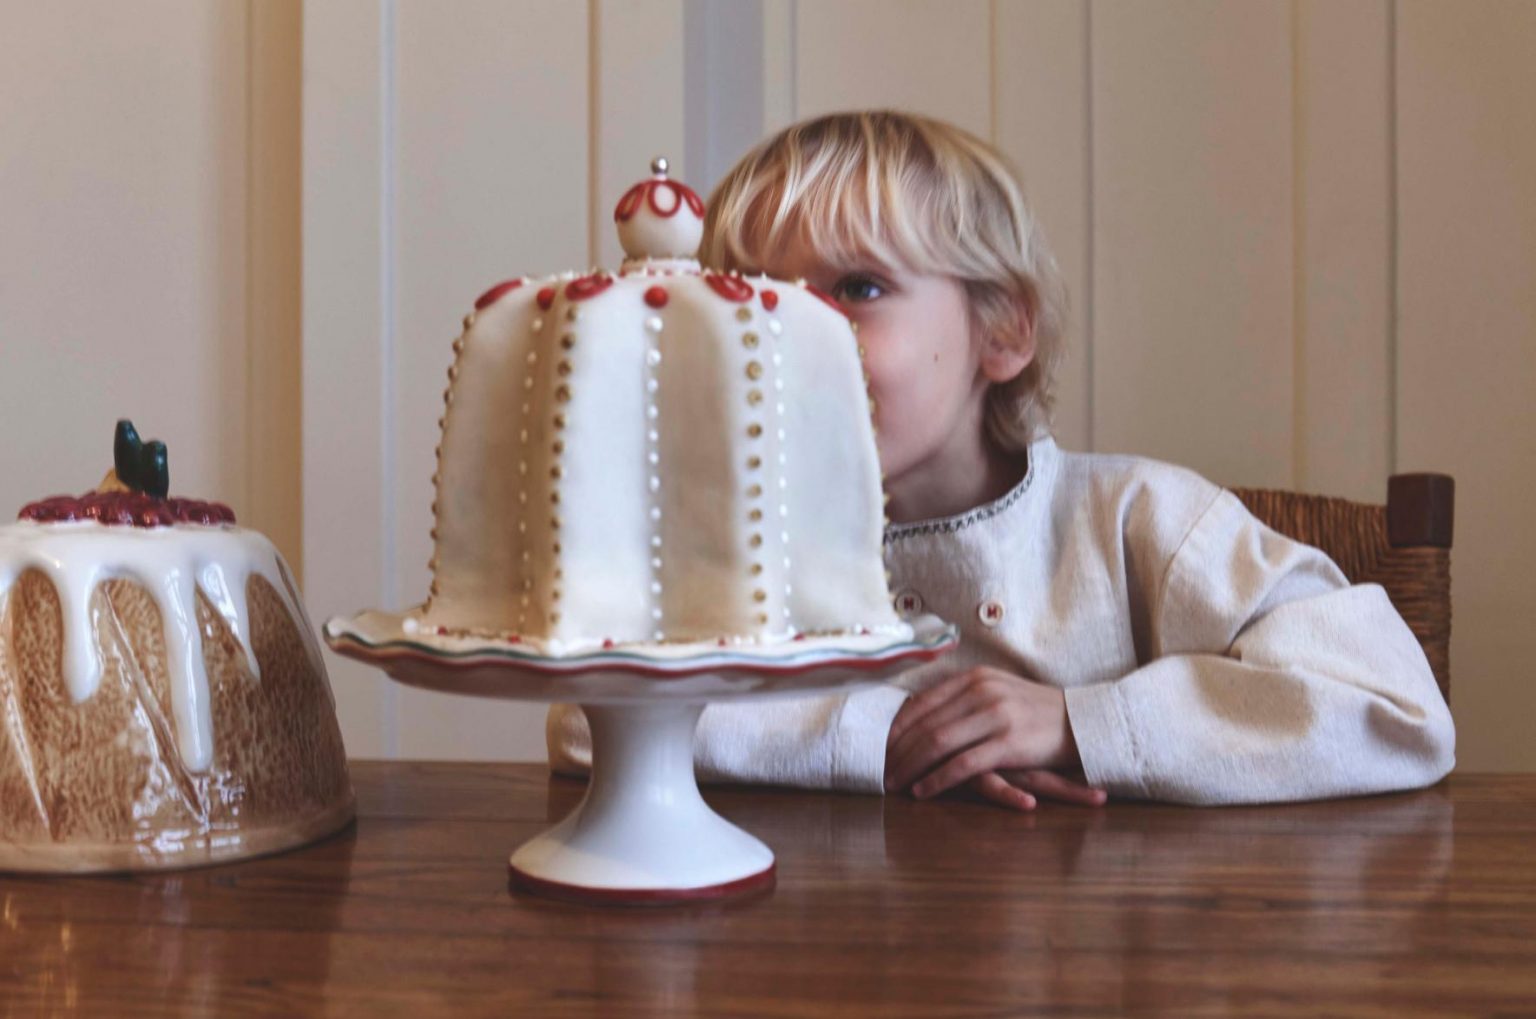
(978, 599, 1005, 627)
(894, 589, 923, 617)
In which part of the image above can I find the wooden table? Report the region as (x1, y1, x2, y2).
(2, 763, 1534, 1017)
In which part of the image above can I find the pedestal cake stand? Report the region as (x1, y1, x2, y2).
(324, 612, 955, 905)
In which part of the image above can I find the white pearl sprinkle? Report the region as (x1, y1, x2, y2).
(651, 582, 663, 595)
(647, 406, 658, 419)
(651, 557, 663, 569)
(646, 317, 664, 333)
(652, 535, 663, 548)
(650, 507, 662, 521)
(647, 379, 659, 393)
(774, 379, 785, 391)
(653, 628, 665, 639)
(521, 403, 530, 414)
(771, 352, 782, 366)
(652, 609, 664, 621)
(527, 351, 538, 364)
(780, 531, 790, 543)
(648, 429, 659, 442)
(524, 377, 534, 389)
(768, 319, 782, 335)
(646, 348, 662, 365)
(649, 476, 660, 492)
(779, 504, 789, 517)
(532, 318, 544, 331)
(777, 428, 787, 441)
(647, 451, 660, 465)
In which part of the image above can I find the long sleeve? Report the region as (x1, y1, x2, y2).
(547, 682, 910, 793)
(1064, 488, 1456, 805)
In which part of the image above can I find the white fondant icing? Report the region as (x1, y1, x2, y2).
(0, 520, 319, 773)
(424, 255, 908, 655)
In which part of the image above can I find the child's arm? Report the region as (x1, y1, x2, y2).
(1059, 487, 1455, 805)
(546, 684, 910, 792)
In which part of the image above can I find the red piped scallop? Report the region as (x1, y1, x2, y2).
(566, 273, 614, 302)
(614, 179, 705, 223)
(705, 273, 755, 303)
(804, 282, 849, 318)
(760, 289, 779, 311)
(474, 278, 524, 310)
(19, 491, 236, 528)
(537, 287, 557, 310)
(644, 286, 669, 309)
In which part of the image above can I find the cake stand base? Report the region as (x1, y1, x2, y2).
(507, 702, 776, 905)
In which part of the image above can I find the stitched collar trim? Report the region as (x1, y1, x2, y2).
(882, 437, 1047, 544)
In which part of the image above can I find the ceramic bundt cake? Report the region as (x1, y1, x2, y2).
(412, 159, 907, 655)
(0, 422, 352, 871)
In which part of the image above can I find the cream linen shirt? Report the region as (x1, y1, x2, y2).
(547, 435, 1455, 805)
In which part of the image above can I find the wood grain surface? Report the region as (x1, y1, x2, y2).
(2, 763, 1533, 1017)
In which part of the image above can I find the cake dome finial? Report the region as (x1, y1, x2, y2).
(614, 156, 704, 262)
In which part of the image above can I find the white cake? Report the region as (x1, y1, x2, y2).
(417, 159, 906, 656)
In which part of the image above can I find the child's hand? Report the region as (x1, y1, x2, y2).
(884, 668, 1107, 810)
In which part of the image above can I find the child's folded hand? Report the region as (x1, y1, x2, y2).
(884, 668, 1107, 811)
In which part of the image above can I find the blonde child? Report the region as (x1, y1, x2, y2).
(548, 110, 1454, 809)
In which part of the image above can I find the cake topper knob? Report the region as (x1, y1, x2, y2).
(614, 156, 705, 261)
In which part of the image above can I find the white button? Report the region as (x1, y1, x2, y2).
(894, 589, 923, 617)
(978, 599, 1005, 627)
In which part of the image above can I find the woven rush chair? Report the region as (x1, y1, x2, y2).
(1227, 474, 1455, 704)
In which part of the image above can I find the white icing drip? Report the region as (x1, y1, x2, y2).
(0, 520, 312, 773)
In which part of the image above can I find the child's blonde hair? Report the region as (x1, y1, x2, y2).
(700, 110, 1067, 449)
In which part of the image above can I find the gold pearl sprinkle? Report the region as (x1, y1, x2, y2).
(463, 313, 476, 330)
(560, 334, 575, 349)
(551, 611, 562, 623)
(551, 517, 562, 530)
(748, 508, 763, 522)
(749, 534, 763, 548)
(742, 332, 759, 349)
(551, 465, 563, 479)
(551, 491, 561, 504)
(754, 613, 769, 625)
(747, 484, 763, 498)
(554, 568, 563, 579)
(735, 307, 752, 322)
(746, 423, 762, 438)
(553, 542, 562, 554)
(565, 307, 579, 321)
(746, 361, 764, 381)
(850, 320, 860, 333)
(552, 439, 565, 455)
(555, 384, 572, 402)
(746, 455, 762, 470)
(753, 589, 768, 603)
(747, 389, 764, 406)
(557, 360, 572, 376)
(554, 413, 567, 429)
(551, 589, 561, 601)
(750, 563, 764, 576)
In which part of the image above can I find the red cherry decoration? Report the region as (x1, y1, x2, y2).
(760, 290, 779, 311)
(566, 273, 614, 301)
(644, 286, 669, 308)
(705, 273, 754, 302)
(473, 278, 524, 310)
(537, 287, 557, 310)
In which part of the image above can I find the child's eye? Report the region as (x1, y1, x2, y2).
(833, 275, 886, 303)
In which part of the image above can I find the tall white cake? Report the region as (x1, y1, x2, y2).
(418, 160, 905, 656)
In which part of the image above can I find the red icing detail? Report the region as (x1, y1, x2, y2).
(566, 273, 614, 302)
(717, 638, 728, 647)
(602, 638, 615, 649)
(614, 179, 705, 222)
(19, 491, 236, 528)
(644, 286, 669, 308)
(804, 282, 849, 318)
(794, 633, 806, 642)
(760, 289, 779, 311)
(473, 278, 524, 310)
(704, 273, 755, 303)
(537, 287, 557, 310)
(614, 182, 647, 222)
(508, 635, 522, 644)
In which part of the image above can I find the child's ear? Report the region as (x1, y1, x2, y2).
(977, 302, 1036, 384)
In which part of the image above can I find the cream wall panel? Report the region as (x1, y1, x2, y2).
(597, 0, 686, 268)
(794, 0, 992, 138)
(1295, 0, 1392, 502)
(0, 2, 250, 525)
(392, 1, 591, 761)
(302, 0, 393, 758)
(993, 0, 1091, 453)
(1091, 1, 1295, 488)
(1397, 0, 1536, 771)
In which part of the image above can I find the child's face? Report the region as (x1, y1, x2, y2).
(754, 236, 999, 491)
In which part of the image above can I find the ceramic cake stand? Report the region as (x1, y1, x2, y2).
(324, 612, 954, 905)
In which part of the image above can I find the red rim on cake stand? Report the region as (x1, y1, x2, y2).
(324, 612, 955, 905)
